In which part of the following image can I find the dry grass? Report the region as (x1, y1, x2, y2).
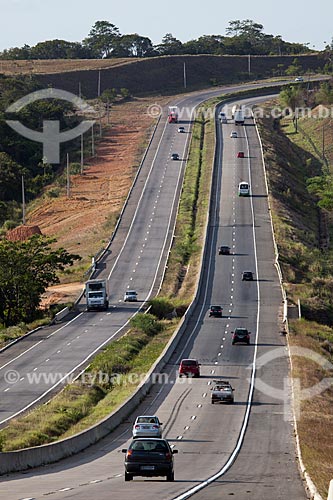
(288, 328, 333, 498)
(0, 58, 139, 75)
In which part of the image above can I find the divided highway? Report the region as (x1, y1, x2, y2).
(0, 91, 307, 500)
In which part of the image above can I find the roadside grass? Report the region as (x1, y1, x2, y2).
(257, 103, 333, 498)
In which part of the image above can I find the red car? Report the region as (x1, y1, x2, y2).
(179, 359, 200, 377)
(237, 151, 245, 158)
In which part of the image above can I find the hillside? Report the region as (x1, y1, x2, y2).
(1, 54, 327, 98)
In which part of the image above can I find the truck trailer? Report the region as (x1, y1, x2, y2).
(168, 106, 179, 123)
(234, 109, 245, 125)
(85, 279, 109, 311)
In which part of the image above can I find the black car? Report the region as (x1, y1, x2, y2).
(171, 153, 180, 160)
(122, 438, 177, 481)
(219, 245, 230, 255)
(232, 328, 251, 345)
(209, 305, 223, 317)
(242, 271, 254, 281)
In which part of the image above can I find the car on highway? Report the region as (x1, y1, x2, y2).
(230, 131, 238, 138)
(178, 126, 185, 133)
(218, 245, 230, 255)
(238, 181, 250, 196)
(211, 380, 234, 404)
(124, 290, 138, 302)
(237, 151, 245, 158)
(171, 153, 180, 160)
(209, 305, 223, 317)
(242, 271, 254, 281)
(122, 438, 178, 481)
(295, 76, 304, 82)
(179, 358, 200, 377)
(232, 327, 251, 345)
(132, 416, 163, 439)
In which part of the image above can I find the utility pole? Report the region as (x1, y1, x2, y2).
(78, 81, 82, 99)
(98, 69, 101, 97)
(322, 123, 325, 162)
(91, 125, 95, 156)
(80, 133, 84, 174)
(66, 153, 71, 198)
(22, 176, 26, 225)
(248, 54, 251, 76)
(184, 62, 187, 89)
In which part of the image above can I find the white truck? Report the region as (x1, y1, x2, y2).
(85, 279, 109, 311)
(234, 109, 245, 125)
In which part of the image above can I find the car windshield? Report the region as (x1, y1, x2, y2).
(211, 306, 221, 310)
(236, 329, 247, 334)
(240, 184, 248, 189)
(182, 360, 197, 366)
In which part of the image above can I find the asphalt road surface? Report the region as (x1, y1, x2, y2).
(0, 92, 307, 500)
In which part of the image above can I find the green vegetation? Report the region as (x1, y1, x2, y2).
(0, 235, 80, 326)
(0, 19, 313, 60)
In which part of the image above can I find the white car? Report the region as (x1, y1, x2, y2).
(132, 416, 163, 438)
(230, 131, 238, 138)
(295, 77, 304, 82)
(178, 126, 185, 133)
(124, 290, 138, 302)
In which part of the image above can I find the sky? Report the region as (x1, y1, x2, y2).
(0, 0, 332, 52)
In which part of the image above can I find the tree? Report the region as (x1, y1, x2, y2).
(0, 235, 81, 326)
(156, 33, 183, 55)
(113, 34, 155, 57)
(83, 21, 121, 58)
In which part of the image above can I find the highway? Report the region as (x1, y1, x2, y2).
(0, 80, 290, 425)
(0, 92, 307, 500)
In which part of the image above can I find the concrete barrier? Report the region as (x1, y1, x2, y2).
(54, 307, 70, 323)
(328, 480, 333, 500)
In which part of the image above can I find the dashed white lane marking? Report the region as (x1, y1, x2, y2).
(197, 404, 202, 408)
(203, 392, 207, 397)
(4, 388, 9, 392)
(222, 337, 226, 341)
(218, 353, 222, 356)
(67, 342, 72, 346)
(207, 381, 212, 386)
(45, 358, 50, 362)
(211, 369, 215, 374)
(226, 324, 229, 328)
(191, 415, 197, 421)
(57, 350, 61, 354)
(133, 269, 136, 273)
(115, 474, 122, 477)
(177, 435, 183, 440)
(33, 367, 38, 371)
(130, 277, 133, 281)
(220, 346, 224, 349)
(19, 377, 24, 381)
(184, 426, 190, 430)
(215, 361, 218, 365)
(59, 488, 73, 492)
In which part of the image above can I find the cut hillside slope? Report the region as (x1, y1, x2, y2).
(0, 54, 324, 98)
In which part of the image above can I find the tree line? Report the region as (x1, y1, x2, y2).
(0, 19, 314, 60)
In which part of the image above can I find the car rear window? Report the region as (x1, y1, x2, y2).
(137, 417, 157, 424)
(131, 440, 167, 451)
(182, 360, 197, 366)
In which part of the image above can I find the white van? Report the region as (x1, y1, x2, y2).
(238, 181, 250, 196)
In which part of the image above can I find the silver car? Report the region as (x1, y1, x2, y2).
(124, 290, 138, 302)
(132, 416, 163, 439)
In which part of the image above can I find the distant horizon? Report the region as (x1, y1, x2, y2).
(0, 0, 331, 52)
